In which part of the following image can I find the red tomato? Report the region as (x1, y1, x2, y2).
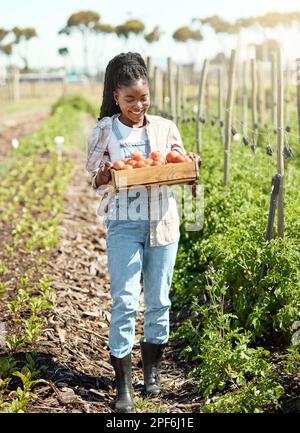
(135, 161, 147, 168)
(144, 158, 154, 166)
(149, 151, 163, 160)
(123, 164, 133, 170)
(113, 160, 126, 170)
(174, 155, 186, 163)
(131, 151, 144, 161)
(152, 160, 163, 166)
(151, 156, 166, 165)
(126, 159, 137, 167)
(166, 151, 180, 163)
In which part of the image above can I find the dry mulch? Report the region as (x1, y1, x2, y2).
(0, 114, 299, 414)
(23, 142, 202, 413)
(0, 115, 201, 413)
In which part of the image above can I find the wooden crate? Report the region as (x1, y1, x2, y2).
(111, 160, 200, 192)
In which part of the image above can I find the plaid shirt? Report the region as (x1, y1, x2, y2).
(86, 113, 187, 246)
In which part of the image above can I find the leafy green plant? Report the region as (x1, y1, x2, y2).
(201, 375, 284, 413)
(0, 261, 7, 275)
(5, 335, 27, 351)
(51, 93, 97, 117)
(0, 365, 47, 413)
(282, 346, 300, 375)
(7, 289, 30, 317)
(0, 355, 17, 378)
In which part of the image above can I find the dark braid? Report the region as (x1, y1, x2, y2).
(99, 52, 148, 120)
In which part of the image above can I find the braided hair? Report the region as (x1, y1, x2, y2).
(99, 52, 149, 120)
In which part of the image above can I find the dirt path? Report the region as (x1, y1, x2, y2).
(0, 109, 50, 162)
(23, 117, 201, 413)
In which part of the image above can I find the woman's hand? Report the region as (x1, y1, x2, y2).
(186, 152, 201, 198)
(95, 161, 113, 187)
(186, 151, 201, 163)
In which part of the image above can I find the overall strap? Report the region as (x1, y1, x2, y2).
(112, 117, 123, 141)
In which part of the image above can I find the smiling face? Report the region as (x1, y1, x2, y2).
(113, 78, 150, 127)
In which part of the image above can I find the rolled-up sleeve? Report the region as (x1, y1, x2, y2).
(86, 120, 111, 190)
(167, 121, 186, 155)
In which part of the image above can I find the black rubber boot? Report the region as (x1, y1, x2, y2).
(110, 353, 135, 412)
(140, 341, 167, 395)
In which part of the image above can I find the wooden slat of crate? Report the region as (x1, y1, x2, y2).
(111, 161, 199, 192)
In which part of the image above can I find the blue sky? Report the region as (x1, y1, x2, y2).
(2, 0, 300, 71)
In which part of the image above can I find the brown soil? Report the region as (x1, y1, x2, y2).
(0, 109, 50, 162)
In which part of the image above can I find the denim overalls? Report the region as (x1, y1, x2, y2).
(106, 117, 179, 358)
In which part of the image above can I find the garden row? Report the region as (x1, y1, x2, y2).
(169, 107, 300, 412)
(0, 96, 92, 412)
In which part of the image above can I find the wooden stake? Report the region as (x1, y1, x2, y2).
(242, 60, 248, 137)
(163, 70, 168, 114)
(167, 57, 177, 121)
(271, 52, 278, 132)
(159, 68, 164, 114)
(12, 67, 20, 103)
(218, 65, 225, 144)
(205, 74, 211, 126)
(205, 71, 213, 146)
(257, 60, 266, 127)
(147, 56, 153, 80)
(260, 173, 282, 279)
(251, 58, 258, 146)
(176, 64, 182, 122)
(224, 49, 237, 186)
(152, 65, 158, 114)
(296, 58, 300, 143)
(277, 47, 284, 238)
(196, 59, 210, 155)
(147, 56, 154, 110)
(284, 62, 290, 128)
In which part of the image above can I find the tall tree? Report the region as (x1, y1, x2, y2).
(94, 23, 114, 72)
(193, 16, 239, 54)
(58, 47, 69, 70)
(0, 28, 11, 56)
(59, 11, 100, 75)
(199, 15, 239, 34)
(12, 27, 37, 71)
(144, 26, 161, 44)
(236, 12, 300, 29)
(0, 28, 9, 44)
(115, 19, 145, 38)
(144, 26, 162, 56)
(172, 26, 203, 62)
(236, 12, 300, 61)
(115, 19, 145, 50)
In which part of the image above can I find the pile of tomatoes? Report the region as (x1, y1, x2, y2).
(112, 150, 193, 170)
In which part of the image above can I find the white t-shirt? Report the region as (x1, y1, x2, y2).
(108, 117, 148, 163)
